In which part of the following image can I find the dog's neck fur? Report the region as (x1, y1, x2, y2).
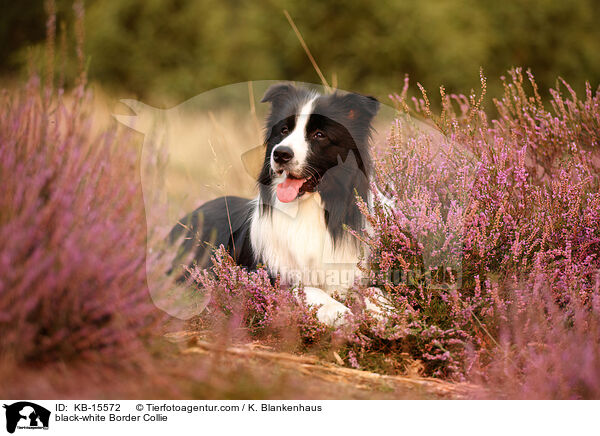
(249, 190, 363, 293)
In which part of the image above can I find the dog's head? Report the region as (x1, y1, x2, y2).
(258, 83, 380, 204)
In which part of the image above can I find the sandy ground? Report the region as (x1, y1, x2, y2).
(165, 331, 478, 400)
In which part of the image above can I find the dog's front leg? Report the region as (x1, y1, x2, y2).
(295, 286, 351, 327)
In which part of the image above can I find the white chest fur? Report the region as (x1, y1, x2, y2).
(249, 193, 361, 294)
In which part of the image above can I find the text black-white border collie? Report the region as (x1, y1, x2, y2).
(169, 83, 384, 325)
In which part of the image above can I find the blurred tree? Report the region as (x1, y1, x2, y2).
(0, 0, 47, 72)
(2, 0, 599, 105)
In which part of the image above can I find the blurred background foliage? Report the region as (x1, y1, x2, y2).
(1, 0, 599, 106)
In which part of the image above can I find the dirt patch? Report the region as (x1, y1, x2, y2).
(166, 331, 478, 399)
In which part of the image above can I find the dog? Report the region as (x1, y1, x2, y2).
(168, 83, 384, 326)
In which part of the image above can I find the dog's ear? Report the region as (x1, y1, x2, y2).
(340, 93, 380, 123)
(261, 83, 299, 137)
(261, 83, 297, 106)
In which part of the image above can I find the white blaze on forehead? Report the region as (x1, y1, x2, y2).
(271, 95, 318, 170)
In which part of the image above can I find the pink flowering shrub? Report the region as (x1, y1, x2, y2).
(189, 246, 331, 345)
(0, 76, 160, 368)
(472, 277, 600, 399)
(356, 69, 600, 389)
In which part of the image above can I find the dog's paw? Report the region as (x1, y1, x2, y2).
(315, 300, 351, 327)
(300, 286, 351, 327)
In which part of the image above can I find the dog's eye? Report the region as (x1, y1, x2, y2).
(280, 126, 289, 135)
(312, 130, 325, 139)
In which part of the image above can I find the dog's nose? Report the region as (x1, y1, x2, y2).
(273, 146, 294, 164)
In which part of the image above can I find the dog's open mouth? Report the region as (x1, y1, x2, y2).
(276, 172, 318, 203)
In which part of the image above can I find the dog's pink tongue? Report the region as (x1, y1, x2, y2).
(276, 177, 306, 203)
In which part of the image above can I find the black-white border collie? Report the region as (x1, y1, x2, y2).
(169, 83, 382, 325)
